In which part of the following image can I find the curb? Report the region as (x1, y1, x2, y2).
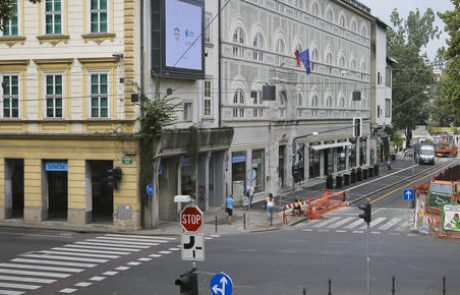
(289, 217, 309, 226)
(248, 226, 282, 233)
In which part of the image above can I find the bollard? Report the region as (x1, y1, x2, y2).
(243, 213, 246, 230)
(328, 278, 332, 295)
(270, 211, 273, 226)
(442, 276, 446, 295)
(392, 276, 395, 295)
(302, 287, 306, 295)
(215, 215, 218, 233)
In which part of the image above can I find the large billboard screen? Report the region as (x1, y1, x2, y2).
(152, 0, 205, 80)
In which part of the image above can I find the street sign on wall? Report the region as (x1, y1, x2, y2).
(180, 206, 203, 232)
(181, 233, 205, 261)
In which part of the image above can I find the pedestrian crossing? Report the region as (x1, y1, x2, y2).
(301, 215, 412, 234)
(0, 234, 177, 295)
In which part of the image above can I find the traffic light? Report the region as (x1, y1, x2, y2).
(353, 117, 362, 138)
(175, 268, 198, 295)
(359, 202, 371, 226)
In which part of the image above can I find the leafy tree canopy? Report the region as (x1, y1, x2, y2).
(0, 1, 40, 31)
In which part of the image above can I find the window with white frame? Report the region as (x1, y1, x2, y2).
(204, 13, 212, 43)
(233, 89, 245, 118)
(183, 102, 193, 121)
(311, 2, 319, 16)
(326, 9, 333, 22)
(203, 80, 211, 116)
(326, 52, 333, 65)
(90, 73, 108, 118)
(279, 91, 287, 118)
(253, 32, 264, 61)
(351, 21, 357, 32)
(232, 27, 245, 57)
(311, 48, 319, 61)
(326, 96, 333, 107)
(276, 38, 285, 54)
(1, 75, 19, 118)
(339, 14, 346, 27)
(339, 56, 345, 68)
(350, 59, 356, 70)
(45, 74, 63, 118)
(90, 0, 108, 33)
(45, 0, 62, 35)
(339, 97, 345, 108)
(251, 89, 263, 118)
(361, 25, 367, 37)
(297, 93, 303, 107)
(2, 0, 18, 36)
(311, 95, 319, 107)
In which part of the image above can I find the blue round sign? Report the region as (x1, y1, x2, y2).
(146, 183, 154, 198)
(210, 272, 232, 295)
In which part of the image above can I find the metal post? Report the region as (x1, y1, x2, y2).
(270, 210, 273, 226)
(366, 223, 370, 295)
(328, 278, 332, 295)
(391, 276, 395, 295)
(215, 215, 218, 233)
(243, 213, 246, 230)
(302, 287, 306, 295)
(442, 276, 446, 295)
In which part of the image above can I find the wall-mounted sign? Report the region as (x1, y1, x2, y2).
(45, 161, 68, 172)
(232, 154, 246, 164)
(122, 156, 133, 165)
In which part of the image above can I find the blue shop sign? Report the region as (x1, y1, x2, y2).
(45, 161, 68, 172)
(232, 154, 246, 164)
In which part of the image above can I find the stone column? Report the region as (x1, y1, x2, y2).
(320, 149, 325, 176)
(345, 145, 350, 171)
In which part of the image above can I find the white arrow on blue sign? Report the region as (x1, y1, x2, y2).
(146, 183, 154, 198)
(403, 189, 415, 201)
(210, 272, 233, 295)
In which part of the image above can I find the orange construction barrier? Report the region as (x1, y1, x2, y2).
(307, 190, 345, 220)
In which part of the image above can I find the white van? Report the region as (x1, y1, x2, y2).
(418, 145, 435, 165)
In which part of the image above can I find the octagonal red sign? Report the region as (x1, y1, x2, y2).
(180, 206, 203, 232)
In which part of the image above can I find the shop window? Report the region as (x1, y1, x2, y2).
(252, 149, 265, 192)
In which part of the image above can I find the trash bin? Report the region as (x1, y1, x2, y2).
(374, 164, 379, 176)
(368, 166, 374, 177)
(336, 175, 343, 189)
(363, 168, 368, 179)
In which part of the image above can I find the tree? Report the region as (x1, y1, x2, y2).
(387, 8, 439, 147)
(0, 0, 40, 31)
(438, 0, 460, 125)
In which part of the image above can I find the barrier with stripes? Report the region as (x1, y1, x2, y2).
(307, 190, 346, 220)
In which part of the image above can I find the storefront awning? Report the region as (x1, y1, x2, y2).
(311, 141, 351, 151)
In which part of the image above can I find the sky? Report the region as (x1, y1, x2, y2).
(359, 0, 454, 61)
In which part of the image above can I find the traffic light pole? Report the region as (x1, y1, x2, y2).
(366, 223, 370, 295)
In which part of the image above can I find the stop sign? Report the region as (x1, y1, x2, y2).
(180, 206, 203, 232)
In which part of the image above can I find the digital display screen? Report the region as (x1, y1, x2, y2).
(165, 0, 203, 71)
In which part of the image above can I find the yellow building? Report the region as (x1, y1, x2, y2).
(0, 0, 141, 229)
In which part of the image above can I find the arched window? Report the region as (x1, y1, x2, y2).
(350, 59, 356, 70)
(311, 95, 319, 107)
(339, 56, 345, 68)
(339, 97, 345, 108)
(276, 39, 285, 54)
(311, 48, 319, 61)
(339, 15, 346, 27)
(351, 21, 357, 32)
(280, 91, 288, 118)
(361, 25, 367, 37)
(361, 62, 367, 72)
(232, 27, 245, 57)
(326, 9, 333, 22)
(253, 32, 264, 61)
(326, 52, 333, 64)
(296, 43, 303, 52)
(233, 89, 245, 104)
(311, 2, 319, 16)
(326, 96, 333, 107)
(297, 93, 303, 106)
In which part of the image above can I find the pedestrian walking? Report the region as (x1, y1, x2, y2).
(266, 193, 275, 223)
(246, 185, 255, 210)
(386, 158, 392, 171)
(225, 195, 234, 225)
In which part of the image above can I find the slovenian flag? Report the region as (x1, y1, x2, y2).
(298, 49, 311, 75)
(294, 50, 301, 67)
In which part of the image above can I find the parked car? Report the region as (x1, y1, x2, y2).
(418, 145, 435, 165)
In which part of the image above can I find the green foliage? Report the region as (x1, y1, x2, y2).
(387, 8, 438, 147)
(438, 0, 460, 126)
(0, 0, 40, 31)
(138, 97, 178, 142)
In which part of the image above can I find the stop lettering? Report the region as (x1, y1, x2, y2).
(180, 206, 203, 232)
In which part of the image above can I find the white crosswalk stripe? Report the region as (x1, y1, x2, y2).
(312, 217, 342, 228)
(0, 234, 177, 295)
(344, 219, 365, 229)
(378, 218, 402, 231)
(360, 217, 386, 229)
(327, 217, 355, 229)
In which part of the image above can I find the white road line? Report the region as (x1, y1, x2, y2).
(327, 217, 355, 229)
(205, 237, 213, 240)
(370, 232, 381, 235)
(59, 288, 77, 294)
(302, 229, 313, 232)
(105, 234, 176, 241)
(52, 247, 130, 255)
(0, 283, 40, 290)
(96, 237, 168, 243)
(395, 222, 411, 232)
(86, 239, 159, 246)
(76, 241, 149, 249)
(0, 263, 83, 273)
(22, 254, 108, 264)
(74, 282, 92, 287)
(378, 218, 402, 231)
(38, 251, 119, 259)
(138, 258, 151, 262)
(352, 230, 364, 234)
(208, 235, 220, 238)
(149, 254, 161, 258)
(0, 275, 56, 284)
(312, 217, 342, 228)
(159, 251, 172, 255)
(335, 230, 347, 233)
(168, 248, 180, 251)
(344, 219, 364, 229)
(89, 276, 105, 282)
(127, 262, 141, 266)
(11, 258, 96, 268)
(115, 266, 130, 271)
(0, 290, 25, 295)
(64, 244, 140, 252)
(360, 217, 386, 229)
(0, 269, 70, 278)
(317, 229, 330, 232)
(103, 271, 118, 276)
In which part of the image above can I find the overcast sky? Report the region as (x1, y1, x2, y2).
(359, 0, 454, 61)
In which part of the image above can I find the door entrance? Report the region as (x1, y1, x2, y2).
(5, 159, 24, 218)
(90, 161, 113, 223)
(48, 171, 68, 220)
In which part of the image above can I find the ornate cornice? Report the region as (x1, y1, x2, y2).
(36, 34, 70, 46)
(81, 33, 116, 45)
(0, 36, 26, 47)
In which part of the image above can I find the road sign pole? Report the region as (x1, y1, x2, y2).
(366, 223, 370, 295)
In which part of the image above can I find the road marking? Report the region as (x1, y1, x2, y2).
(327, 217, 355, 229)
(0, 268, 70, 278)
(127, 262, 141, 266)
(0, 275, 56, 284)
(0, 231, 73, 239)
(11, 258, 96, 268)
(335, 230, 347, 233)
(395, 221, 411, 232)
(149, 254, 161, 258)
(115, 266, 130, 271)
(37, 251, 119, 259)
(52, 247, 130, 255)
(0, 263, 83, 273)
(138, 258, 151, 262)
(205, 237, 213, 240)
(89, 276, 105, 281)
(344, 219, 364, 229)
(22, 254, 108, 263)
(105, 234, 176, 241)
(76, 241, 149, 249)
(317, 229, 330, 232)
(360, 217, 386, 229)
(370, 231, 381, 235)
(59, 288, 77, 294)
(64, 244, 139, 252)
(103, 271, 118, 276)
(352, 230, 364, 234)
(74, 282, 92, 287)
(378, 218, 402, 231)
(168, 248, 180, 251)
(88, 239, 159, 246)
(0, 290, 25, 295)
(313, 217, 342, 228)
(159, 251, 172, 255)
(209, 235, 221, 238)
(0, 283, 40, 290)
(96, 236, 169, 243)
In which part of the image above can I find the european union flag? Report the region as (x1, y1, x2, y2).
(299, 49, 311, 75)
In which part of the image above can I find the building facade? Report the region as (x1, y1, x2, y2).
(0, 0, 142, 229)
(221, 0, 374, 198)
